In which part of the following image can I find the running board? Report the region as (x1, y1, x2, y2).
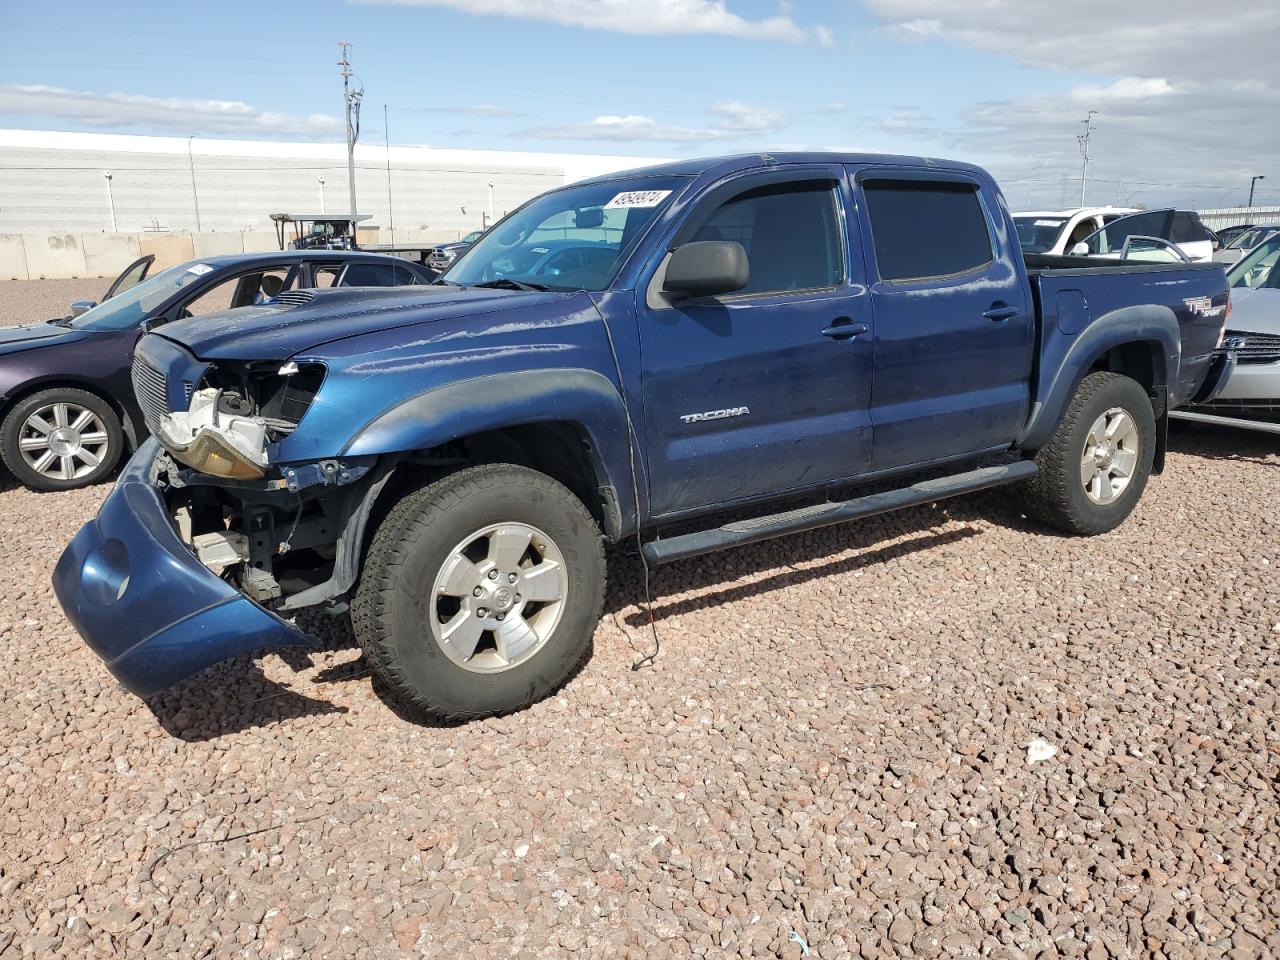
(1170, 410, 1280, 435)
(641, 461, 1038, 566)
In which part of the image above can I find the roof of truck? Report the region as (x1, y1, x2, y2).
(572, 151, 990, 185)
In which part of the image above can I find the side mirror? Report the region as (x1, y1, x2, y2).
(663, 241, 749, 299)
(70, 300, 97, 317)
(1069, 242, 1089, 256)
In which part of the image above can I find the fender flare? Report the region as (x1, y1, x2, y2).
(1018, 304, 1180, 452)
(341, 368, 636, 529)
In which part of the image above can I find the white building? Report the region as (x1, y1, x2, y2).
(0, 129, 665, 241)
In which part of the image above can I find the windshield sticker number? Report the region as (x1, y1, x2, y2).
(1034, 220, 1060, 227)
(605, 190, 672, 209)
(187, 263, 214, 276)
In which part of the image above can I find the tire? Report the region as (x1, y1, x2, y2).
(1020, 371, 1156, 536)
(0, 387, 125, 491)
(352, 463, 606, 722)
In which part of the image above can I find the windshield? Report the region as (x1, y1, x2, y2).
(1076, 210, 1171, 255)
(1013, 216, 1068, 253)
(69, 261, 213, 331)
(462, 230, 483, 243)
(444, 176, 689, 291)
(1228, 226, 1278, 250)
(1227, 235, 1280, 289)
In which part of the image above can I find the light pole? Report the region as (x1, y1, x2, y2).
(1249, 175, 1266, 208)
(1076, 110, 1097, 207)
(103, 171, 116, 232)
(187, 136, 202, 232)
(318, 176, 326, 213)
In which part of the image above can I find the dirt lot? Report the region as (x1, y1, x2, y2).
(0, 278, 1277, 959)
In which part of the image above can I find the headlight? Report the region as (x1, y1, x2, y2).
(154, 361, 326, 479)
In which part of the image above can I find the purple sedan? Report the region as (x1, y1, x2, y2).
(0, 250, 430, 490)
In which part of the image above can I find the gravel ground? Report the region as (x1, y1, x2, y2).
(0, 278, 108, 328)
(0, 281, 1277, 959)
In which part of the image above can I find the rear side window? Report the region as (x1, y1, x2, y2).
(862, 180, 993, 281)
(1172, 212, 1211, 244)
(691, 180, 843, 296)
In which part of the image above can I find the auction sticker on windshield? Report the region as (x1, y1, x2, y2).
(187, 264, 214, 275)
(605, 190, 672, 209)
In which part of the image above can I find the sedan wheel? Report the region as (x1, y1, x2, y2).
(18, 401, 111, 483)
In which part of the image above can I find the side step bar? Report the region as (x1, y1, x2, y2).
(641, 461, 1038, 566)
(1170, 410, 1280, 435)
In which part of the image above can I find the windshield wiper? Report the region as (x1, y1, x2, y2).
(429, 277, 459, 286)
(473, 278, 549, 292)
(47, 317, 73, 327)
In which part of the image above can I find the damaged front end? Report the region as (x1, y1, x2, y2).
(132, 339, 391, 615)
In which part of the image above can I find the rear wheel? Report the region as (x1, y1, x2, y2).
(352, 464, 606, 721)
(1021, 371, 1156, 535)
(0, 388, 124, 491)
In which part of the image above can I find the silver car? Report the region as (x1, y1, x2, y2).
(1175, 234, 1280, 433)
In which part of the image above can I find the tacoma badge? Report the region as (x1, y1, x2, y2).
(680, 406, 750, 424)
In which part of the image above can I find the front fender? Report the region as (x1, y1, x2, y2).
(1018, 304, 1180, 451)
(341, 368, 636, 527)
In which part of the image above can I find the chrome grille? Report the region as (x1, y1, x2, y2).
(131, 352, 170, 432)
(1225, 330, 1280, 365)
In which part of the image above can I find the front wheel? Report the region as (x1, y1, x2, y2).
(1020, 371, 1156, 536)
(352, 464, 606, 722)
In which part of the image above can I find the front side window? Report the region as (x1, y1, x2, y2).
(1014, 217, 1068, 253)
(68, 262, 211, 331)
(1227, 236, 1280, 289)
(689, 180, 843, 296)
(863, 179, 993, 281)
(445, 175, 688, 291)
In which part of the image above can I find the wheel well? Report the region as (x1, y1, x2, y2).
(1088, 341, 1162, 397)
(365, 422, 616, 546)
(0, 379, 139, 449)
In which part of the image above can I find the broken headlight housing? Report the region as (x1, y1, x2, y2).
(156, 360, 326, 479)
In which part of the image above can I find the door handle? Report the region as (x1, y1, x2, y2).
(821, 318, 869, 340)
(983, 304, 1019, 322)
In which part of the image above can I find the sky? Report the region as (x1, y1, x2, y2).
(2, 0, 1277, 210)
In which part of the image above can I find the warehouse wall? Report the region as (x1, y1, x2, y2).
(0, 129, 663, 238)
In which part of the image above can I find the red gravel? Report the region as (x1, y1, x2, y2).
(0, 280, 1276, 958)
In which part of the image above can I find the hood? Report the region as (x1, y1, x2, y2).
(1227, 286, 1280, 336)
(0, 322, 94, 358)
(154, 285, 569, 361)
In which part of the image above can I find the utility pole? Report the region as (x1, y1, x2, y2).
(338, 42, 363, 226)
(1249, 175, 1266, 208)
(1076, 110, 1097, 207)
(318, 176, 326, 213)
(187, 136, 202, 232)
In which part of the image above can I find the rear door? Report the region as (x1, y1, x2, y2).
(636, 167, 875, 517)
(1171, 211, 1215, 262)
(853, 169, 1034, 472)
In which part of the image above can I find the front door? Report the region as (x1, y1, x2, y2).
(853, 170, 1034, 472)
(637, 169, 874, 518)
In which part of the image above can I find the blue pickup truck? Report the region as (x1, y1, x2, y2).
(53, 153, 1234, 721)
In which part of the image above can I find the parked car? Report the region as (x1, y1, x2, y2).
(0, 251, 430, 491)
(1070, 209, 1217, 262)
(1013, 207, 1137, 255)
(1212, 223, 1280, 265)
(1213, 224, 1255, 249)
(1175, 234, 1280, 432)
(54, 152, 1232, 719)
(426, 229, 486, 274)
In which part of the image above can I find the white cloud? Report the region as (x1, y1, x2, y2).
(357, 0, 832, 44)
(864, 0, 1280, 208)
(520, 114, 713, 143)
(0, 84, 341, 139)
(519, 99, 792, 144)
